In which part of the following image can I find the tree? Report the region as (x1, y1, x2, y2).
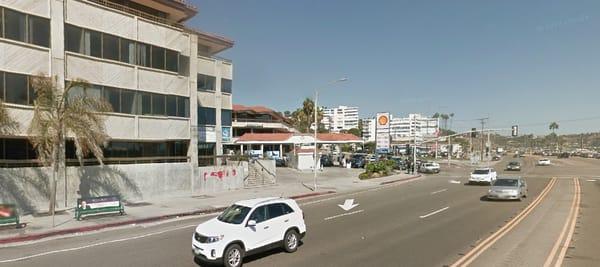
(27, 76, 112, 216)
(347, 128, 361, 137)
(0, 99, 18, 135)
(440, 114, 450, 129)
(549, 122, 559, 150)
(289, 98, 324, 133)
(283, 110, 292, 118)
(549, 122, 559, 133)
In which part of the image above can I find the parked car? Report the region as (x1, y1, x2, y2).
(505, 161, 521, 171)
(537, 158, 551, 166)
(557, 152, 570, 159)
(419, 162, 440, 173)
(469, 167, 497, 185)
(192, 197, 306, 267)
(351, 154, 367, 168)
(486, 177, 528, 201)
(275, 157, 287, 167)
(492, 155, 501, 161)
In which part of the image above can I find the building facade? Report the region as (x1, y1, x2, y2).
(362, 113, 439, 143)
(321, 105, 359, 133)
(0, 0, 233, 167)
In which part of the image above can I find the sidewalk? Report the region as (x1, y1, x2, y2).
(0, 167, 418, 245)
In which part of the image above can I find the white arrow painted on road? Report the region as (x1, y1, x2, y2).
(338, 199, 359, 211)
(449, 180, 462, 184)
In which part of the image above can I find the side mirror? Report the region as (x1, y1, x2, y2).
(247, 220, 257, 227)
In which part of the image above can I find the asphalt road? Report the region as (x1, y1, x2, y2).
(0, 155, 598, 267)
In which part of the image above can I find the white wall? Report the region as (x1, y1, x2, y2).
(66, 53, 136, 89)
(0, 162, 249, 214)
(0, 0, 49, 17)
(0, 41, 50, 75)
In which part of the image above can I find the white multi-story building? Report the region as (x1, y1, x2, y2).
(0, 0, 233, 167)
(362, 114, 439, 142)
(322, 105, 359, 133)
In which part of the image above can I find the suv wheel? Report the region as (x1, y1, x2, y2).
(283, 229, 299, 253)
(223, 244, 244, 267)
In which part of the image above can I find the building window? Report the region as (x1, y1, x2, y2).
(221, 109, 232, 126)
(177, 97, 189, 118)
(120, 39, 135, 64)
(151, 93, 165, 116)
(137, 43, 150, 67)
(197, 74, 216, 91)
(140, 92, 152, 115)
(198, 143, 215, 166)
(198, 107, 216, 125)
(103, 87, 121, 113)
(28, 15, 50, 47)
(151, 46, 165, 70)
(63, 24, 184, 73)
(166, 95, 177, 116)
(165, 49, 178, 72)
(4, 9, 26, 43)
(102, 33, 119, 61)
(65, 24, 83, 53)
(83, 29, 102, 57)
(0, 138, 37, 161)
(120, 89, 137, 114)
(221, 78, 232, 94)
(4, 72, 29, 105)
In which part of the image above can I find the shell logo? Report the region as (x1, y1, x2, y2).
(378, 115, 389, 126)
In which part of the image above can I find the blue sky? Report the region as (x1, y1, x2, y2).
(188, 0, 600, 135)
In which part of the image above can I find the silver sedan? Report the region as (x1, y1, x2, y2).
(486, 177, 528, 201)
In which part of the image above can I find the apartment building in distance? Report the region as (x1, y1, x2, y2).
(0, 0, 233, 167)
(362, 114, 439, 143)
(321, 105, 359, 133)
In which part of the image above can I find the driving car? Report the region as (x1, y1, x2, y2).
(469, 167, 497, 184)
(505, 161, 521, 171)
(192, 197, 306, 267)
(419, 162, 440, 173)
(492, 155, 501, 161)
(486, 177, 528, 201)
(537, 158, 551, 166)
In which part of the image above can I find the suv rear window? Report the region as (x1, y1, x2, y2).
(473, 169, 490, 174)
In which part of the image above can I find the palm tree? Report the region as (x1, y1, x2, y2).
(0, 99, 18, 135)
(440, 114, 450, 129)
(449, 113, 455, 130)
(290, 98, 324, 133)
(27, 76, 112, 216)
(549, 122, 559, 151)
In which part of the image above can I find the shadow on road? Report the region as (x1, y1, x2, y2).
(192, 241, 304, 266)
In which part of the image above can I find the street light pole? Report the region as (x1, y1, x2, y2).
(313, 78, 348, 191)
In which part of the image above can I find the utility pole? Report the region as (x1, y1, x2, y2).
(477, 117, 489, 161)
(413, 117, 417, 174)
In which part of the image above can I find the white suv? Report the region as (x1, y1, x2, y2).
(192, 197, 306, 267)
(469, 167, 497, 184)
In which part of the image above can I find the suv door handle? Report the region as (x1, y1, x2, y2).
(264, 226, 269, 229)
(284, 219, 289, 223)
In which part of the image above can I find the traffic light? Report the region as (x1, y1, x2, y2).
(511, 125, 518, 137)
(471, 128, 477, 138)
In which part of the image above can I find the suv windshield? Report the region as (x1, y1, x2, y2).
(473, 169, 490, 174)
(509, 162, 519, 165)
(217, 204, 251, 224)
(493, 179, 519, 187)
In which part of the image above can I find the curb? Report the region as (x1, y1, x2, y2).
(0, 191, 336, 245)
(379, 174, 422, 185)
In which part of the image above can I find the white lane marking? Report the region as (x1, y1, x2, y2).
(419, 206, 450, 219)
(0, 224, 197, 263)
(431, 188, 448, 195)
(586, 179, 596, 182)
(323, 209, 364, 221)
(450, 180, 462, 184)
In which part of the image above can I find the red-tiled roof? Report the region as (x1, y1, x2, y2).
(317, 133, 361, 142)
(233, 104, 276, 113)
(237, 133, 293, 142)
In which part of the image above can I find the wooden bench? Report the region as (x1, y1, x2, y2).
(0, 204, 20, 228)
(75, 196, 125, 221)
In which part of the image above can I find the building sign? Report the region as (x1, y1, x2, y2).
(376, 112, 390, 153)
(198, 126, 216, 142)
(222, 127, 232, 142)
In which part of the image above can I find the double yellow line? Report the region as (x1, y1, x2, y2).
(451, 177, 558, 267)
(544, 177, 581, 267)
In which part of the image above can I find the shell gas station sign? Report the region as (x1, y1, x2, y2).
(376, 112, 390, 153)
